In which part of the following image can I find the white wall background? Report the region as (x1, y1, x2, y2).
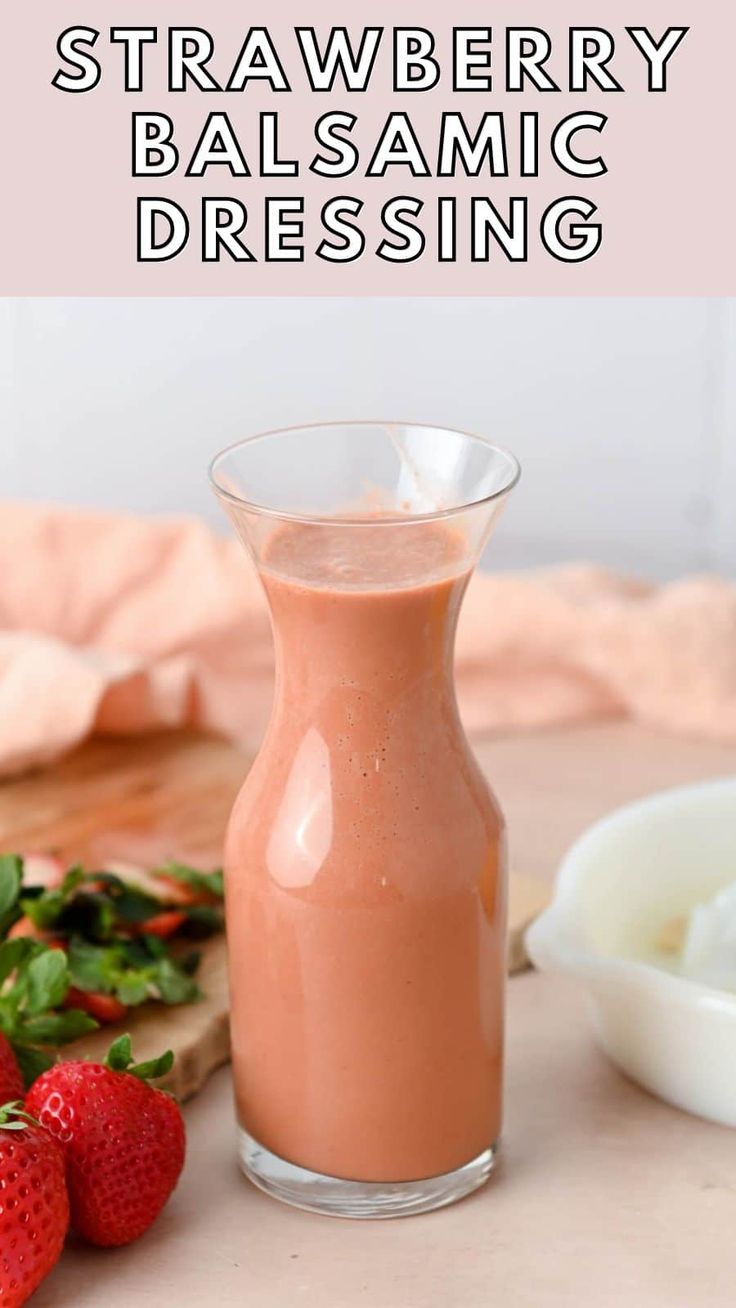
(2, 297, 734, 578)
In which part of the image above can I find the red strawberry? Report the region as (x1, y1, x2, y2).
(25, 1036, 184, 1248)
(134, 909, 187, 939)
(156, 874, 211, 906)
(0, 1033, 23, 1103)
(0, 1102, 69, 1308)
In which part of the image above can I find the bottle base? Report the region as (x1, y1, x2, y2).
(237, 1128, 497, 1219)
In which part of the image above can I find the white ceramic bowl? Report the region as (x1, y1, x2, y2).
(526, 776, 736, 1127)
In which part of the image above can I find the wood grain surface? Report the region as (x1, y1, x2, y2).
(0, 731, 549, 1099)
(0, 733, 243, 1099)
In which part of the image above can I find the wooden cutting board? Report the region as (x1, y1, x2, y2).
(0, 731, 549, 1100)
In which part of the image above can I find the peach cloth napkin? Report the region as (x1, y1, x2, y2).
(1, 504, 735, 778)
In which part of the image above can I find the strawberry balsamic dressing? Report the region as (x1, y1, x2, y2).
(225, 518, 506, 1183)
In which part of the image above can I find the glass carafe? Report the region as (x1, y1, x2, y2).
(210, 423, 520, 1217)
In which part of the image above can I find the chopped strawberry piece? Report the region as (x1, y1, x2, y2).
(64, 989, 128, 1024)
(7, 914, 47, 941)
(155, 874, 214, 906)
(138, 910, 187, 939)
(21, 852, 65, 888)
(6, 917, 66, 950)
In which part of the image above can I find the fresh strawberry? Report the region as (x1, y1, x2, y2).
(0, 1101, 69, 1307)
(26, 1035, 185, 1248)
(63, 988, 128, 1024)
(0, 1032, 23, 1102)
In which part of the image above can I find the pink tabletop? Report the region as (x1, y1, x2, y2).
(38, 724, 736, 1306)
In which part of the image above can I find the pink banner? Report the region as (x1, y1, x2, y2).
(3, 0, 733, 294)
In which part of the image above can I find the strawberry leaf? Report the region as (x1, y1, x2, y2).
(66, 936, 120, 994)
(12, 1045, 56, 1088)
(68, 937, 152, 1007)
(19, 1010, 98, 1045)
(105, 1033, 134, 1072)
(177, 905, 224, 938)
(0, 1101, 42, 1130)
(0, 855, 22, 916)
(0, 938, 41, 986)
(116, 975, 150, 1006)
(178, 950, 201, 976)
(20, 866, 86, 930)
(86, 874, 164, 925)
(135, 935, 166, 960)
(104, 1034, 174, 1082)
(67, 936, 199, 1008)
(0, 854, 23, 935)
(153, 957, 200, 1005)
(129, 1049, 174, 1082)
(52, 890, 118, 942)
(26, 950, 69, 1015)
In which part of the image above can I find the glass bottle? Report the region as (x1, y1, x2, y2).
(210, 422, 520, 1217)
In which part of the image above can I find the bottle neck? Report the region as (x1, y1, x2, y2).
(262, 567, 468, 718)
